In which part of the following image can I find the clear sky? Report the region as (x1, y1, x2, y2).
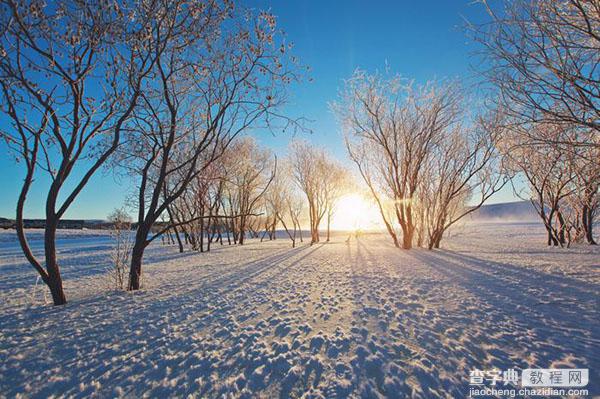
(0, 0, 517, 220)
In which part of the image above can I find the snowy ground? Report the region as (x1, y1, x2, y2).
(0, 223, 598, 398)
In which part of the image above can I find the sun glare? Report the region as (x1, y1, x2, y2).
(330, 194, 381, 231)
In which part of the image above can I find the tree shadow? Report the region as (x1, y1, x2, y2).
(407, 249, 600, 394)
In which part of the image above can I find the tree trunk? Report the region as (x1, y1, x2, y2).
(311, 222, 319, 244)
(128, 247, 143, 291)
(173, 227, 184, 253)
(556, 211, 566, 246)
(128, 227, 148, 291)
(382, 218, 399, 248)
(426, 229, 443, 250)
(15, 164, 67, 304)
(206, 217, 212, 252)
(199, 217, 205, 253)
(44, 218, 67, 305)
(310, 205, 320, 244)
(433, 233, 442, 249)
(207, 228, 211, 252)
(402, 230, 413, 249)
(239, 216, 246, 245)
(291, 228, 296, 248)
(261, 226, 268, 242)
(399, 221, 414, 250)
(547, 229, 558, 246)
(166, 205, 184, 253)
(427, 236, 435, 250)
(326, 212, 331, 242)
(231, 219, 238, 244)
(585, 226, 596, 245)
(582, 205, 597, 245)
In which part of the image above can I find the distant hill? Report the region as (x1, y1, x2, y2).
(468, 200, 538, 222)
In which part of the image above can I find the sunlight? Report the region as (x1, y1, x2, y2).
(330, 193, 381, 231)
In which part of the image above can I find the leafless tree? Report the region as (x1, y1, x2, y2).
(418, 110, 506, 249)
(569, 145, 599, 244)
(168, 160, 221, 253)
(289, 140, 343, 244)
(224, 137, 276, 245)
(500, 123, 577, 247)
(336, 71, 463, 249)
(0, 0, 158, 304)
(265, 162, 305, 247)
(107, 208, 133, 290)
(117, 4, 300, 290)
(501, 121, 598, 246)
(470, 0, 600, 148)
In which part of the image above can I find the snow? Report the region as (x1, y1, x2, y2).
(0, 222, 598, 397)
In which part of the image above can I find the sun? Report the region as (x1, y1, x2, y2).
(330, 193, 381, 231)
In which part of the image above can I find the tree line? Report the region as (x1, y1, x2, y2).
(333, 0, 599, 250)
(335, 76, 506, 250)
(472, 0, 599, 247)
(1, 0, 597, 306)
(0, 0, 312, 304)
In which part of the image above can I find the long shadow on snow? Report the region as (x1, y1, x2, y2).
(0, 243, 323, 398)
(339, 239, 427, 397)
(408, 249, 600, 394)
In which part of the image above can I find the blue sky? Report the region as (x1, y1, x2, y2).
(0, 0, 517, 220)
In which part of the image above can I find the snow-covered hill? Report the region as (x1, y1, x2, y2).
(468, 200, 539, 222)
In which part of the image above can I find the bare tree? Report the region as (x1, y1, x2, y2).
(471, 0, 600, 147)
(570, 146, 600, 244)
(168, 161, 220, 253)
(418, 110, 506, 249)
(470, 0, 600, 246)
(336, 71, 463, 249)
(107, 208, 133, 290)
(500, 123, 577, 247)
(117, 4, 299, 290)
(289, 140, 342, 244)
(501, 121, 598, 246)
(0, 0, 158, 304)
(225, 137, 276, 245)
(265, 162, 305, 247)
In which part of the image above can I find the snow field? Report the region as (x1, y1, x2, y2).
(0, 223, 598, 398)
